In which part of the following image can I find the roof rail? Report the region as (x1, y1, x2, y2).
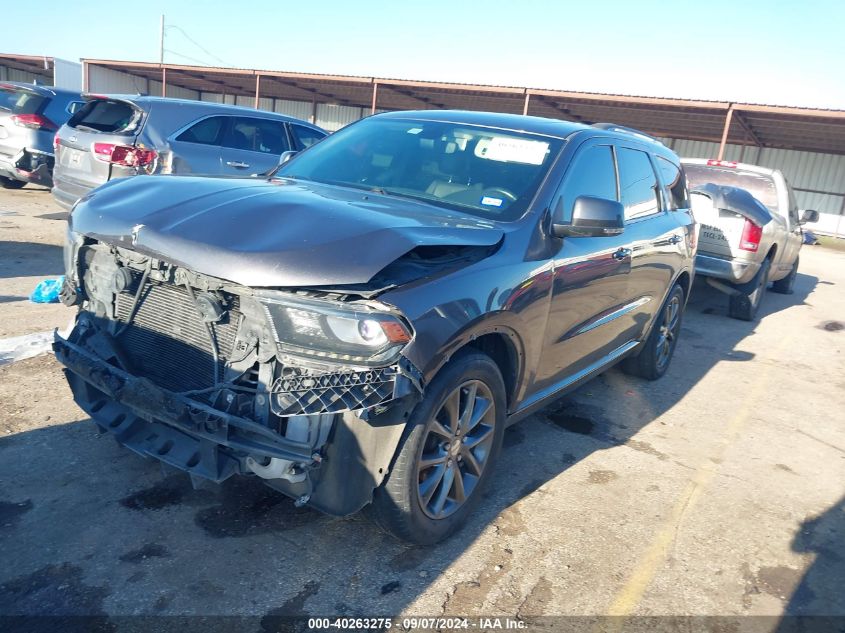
(592, 122, 664, 145)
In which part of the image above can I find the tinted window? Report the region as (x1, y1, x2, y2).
(68, 100, 139, 133)
(277, 118, 562, 221)
(617, 148, 660, 220)
(0, 88, 46, 115)
(223, 117, 290, 154)
(555, 145, 617, 223)
(66, 101, 85, 115)
(657, 157, 689, 210)
(176, 116, 226, 145)
(684, 164, 779, 212)
(291, 125, 326, 150)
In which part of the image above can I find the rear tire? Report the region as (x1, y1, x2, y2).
(367, 349, 506, 545)
(729, 258, 770, 321)
(622, 284, 685, 381)
(0, 176, 26, 190)
(771, 256, 798, 295)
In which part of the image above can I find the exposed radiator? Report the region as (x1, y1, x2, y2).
(114, 275, 241, 393)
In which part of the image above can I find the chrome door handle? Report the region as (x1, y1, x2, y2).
(668, 234, 683, 245)
(612, 247, 632, 261)
(226, 161, 250, 168)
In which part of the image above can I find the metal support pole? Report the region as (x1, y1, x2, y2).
(836, 196, 845, 239)
(82, 61, 89, 93)
(371, 82, 379, 115)
(717, 106, 734, 161)
(161, 66, 167, 98)
(254, 74, 261, 109)
(159, 15, 165, 64)
(522, 92, 531, 116)
(311, 98, 317, 124)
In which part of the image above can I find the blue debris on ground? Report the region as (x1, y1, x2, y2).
(29, 276, 65, 304)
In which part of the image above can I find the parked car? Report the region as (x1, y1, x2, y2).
(683, 159, 818, 320)
(51, 96, 327, 209)
(55, 111, 695, 543)
(0, 82, 83, 189)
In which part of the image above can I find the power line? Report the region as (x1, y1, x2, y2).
(165, 23, 231, 67)
(164, 49, 216, 67)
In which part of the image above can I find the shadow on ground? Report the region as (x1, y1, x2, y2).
(0, 273, 823, 625)
(0, 241, 64, 280)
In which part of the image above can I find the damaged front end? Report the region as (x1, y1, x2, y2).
(55, 238, 423, 515)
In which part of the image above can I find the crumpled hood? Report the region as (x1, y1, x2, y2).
(69, 175, 504, 287)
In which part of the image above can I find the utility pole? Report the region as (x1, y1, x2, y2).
(159, 15, 165, 64)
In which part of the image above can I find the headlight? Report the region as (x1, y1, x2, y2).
(256, 291, 412, 366)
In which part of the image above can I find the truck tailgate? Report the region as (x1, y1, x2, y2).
(691, 192, 744, 258)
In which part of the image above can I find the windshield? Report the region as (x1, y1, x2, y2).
(277, 117, 563, 221)
(684, 164, 779, 212)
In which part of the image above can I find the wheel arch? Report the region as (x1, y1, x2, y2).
(416, 316, 526, 414)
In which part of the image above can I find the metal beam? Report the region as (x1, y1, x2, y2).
(533, 94, 587, 123)
(371, 81, 378, 115)
(379, 85, 446, 109)
(717, 106, 735, 160)
(734, 111, 763, 146)
(523, 91, 531, 116)
(161, 66, 167, 98)
(254, 73, 261, 109)
(264, 79, 361, 108)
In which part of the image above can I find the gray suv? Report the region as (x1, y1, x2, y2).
(56, 111, 695, 543)
(52, 96, 326, 209)
(0, 82, 83, 189)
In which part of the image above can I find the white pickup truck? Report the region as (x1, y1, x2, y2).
(682, 159, 819, 321)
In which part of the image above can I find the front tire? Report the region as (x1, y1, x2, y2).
(622, 283, 685, 381)
(368, 349, 506, 544)
(0, 176, 26, 190)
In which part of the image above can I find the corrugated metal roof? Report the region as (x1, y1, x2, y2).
(79, 58, 845, 156)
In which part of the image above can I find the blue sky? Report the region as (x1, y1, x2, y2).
(5, 0, 845, 108)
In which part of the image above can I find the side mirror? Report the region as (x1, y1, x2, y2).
(799, 209, 819, 225)
(264, 150, 298, 178)
(552, 196, 625, 238)
(278, 150, 298, 167)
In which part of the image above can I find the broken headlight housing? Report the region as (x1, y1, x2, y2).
(256, 291, 412, 366)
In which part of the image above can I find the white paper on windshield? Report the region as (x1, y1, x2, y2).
(475, 137, 549, 165)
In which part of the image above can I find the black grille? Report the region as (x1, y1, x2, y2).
(114, 276, 241, 393)
(270, 366, 395, 415)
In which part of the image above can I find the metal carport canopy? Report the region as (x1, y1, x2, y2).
(0, 53, 54, 83)
(83, 58, 845, 156)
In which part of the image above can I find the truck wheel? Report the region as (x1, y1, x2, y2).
(0, 176, 26, 189)
(368, 349, 506, 544)
(771, 256, 798, 295)
(729, 258, 770, 321)
(622, 284, 684, 381)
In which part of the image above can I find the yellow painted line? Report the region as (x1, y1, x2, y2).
(603, 335, 793, 626)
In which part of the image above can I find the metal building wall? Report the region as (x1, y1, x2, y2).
(52, 59, 82, 91)
(88, 65, 149, 94)
(0, 65, 44, 83)
(316, 104, 364, 131)
(88, 65, 199, 99)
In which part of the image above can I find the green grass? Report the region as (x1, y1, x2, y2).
(816, 235, 845, 252)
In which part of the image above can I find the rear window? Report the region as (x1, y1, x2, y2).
(68, 99, 140, 134)
(685, 164, 778, 212)
(0, 87, 47, 115)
